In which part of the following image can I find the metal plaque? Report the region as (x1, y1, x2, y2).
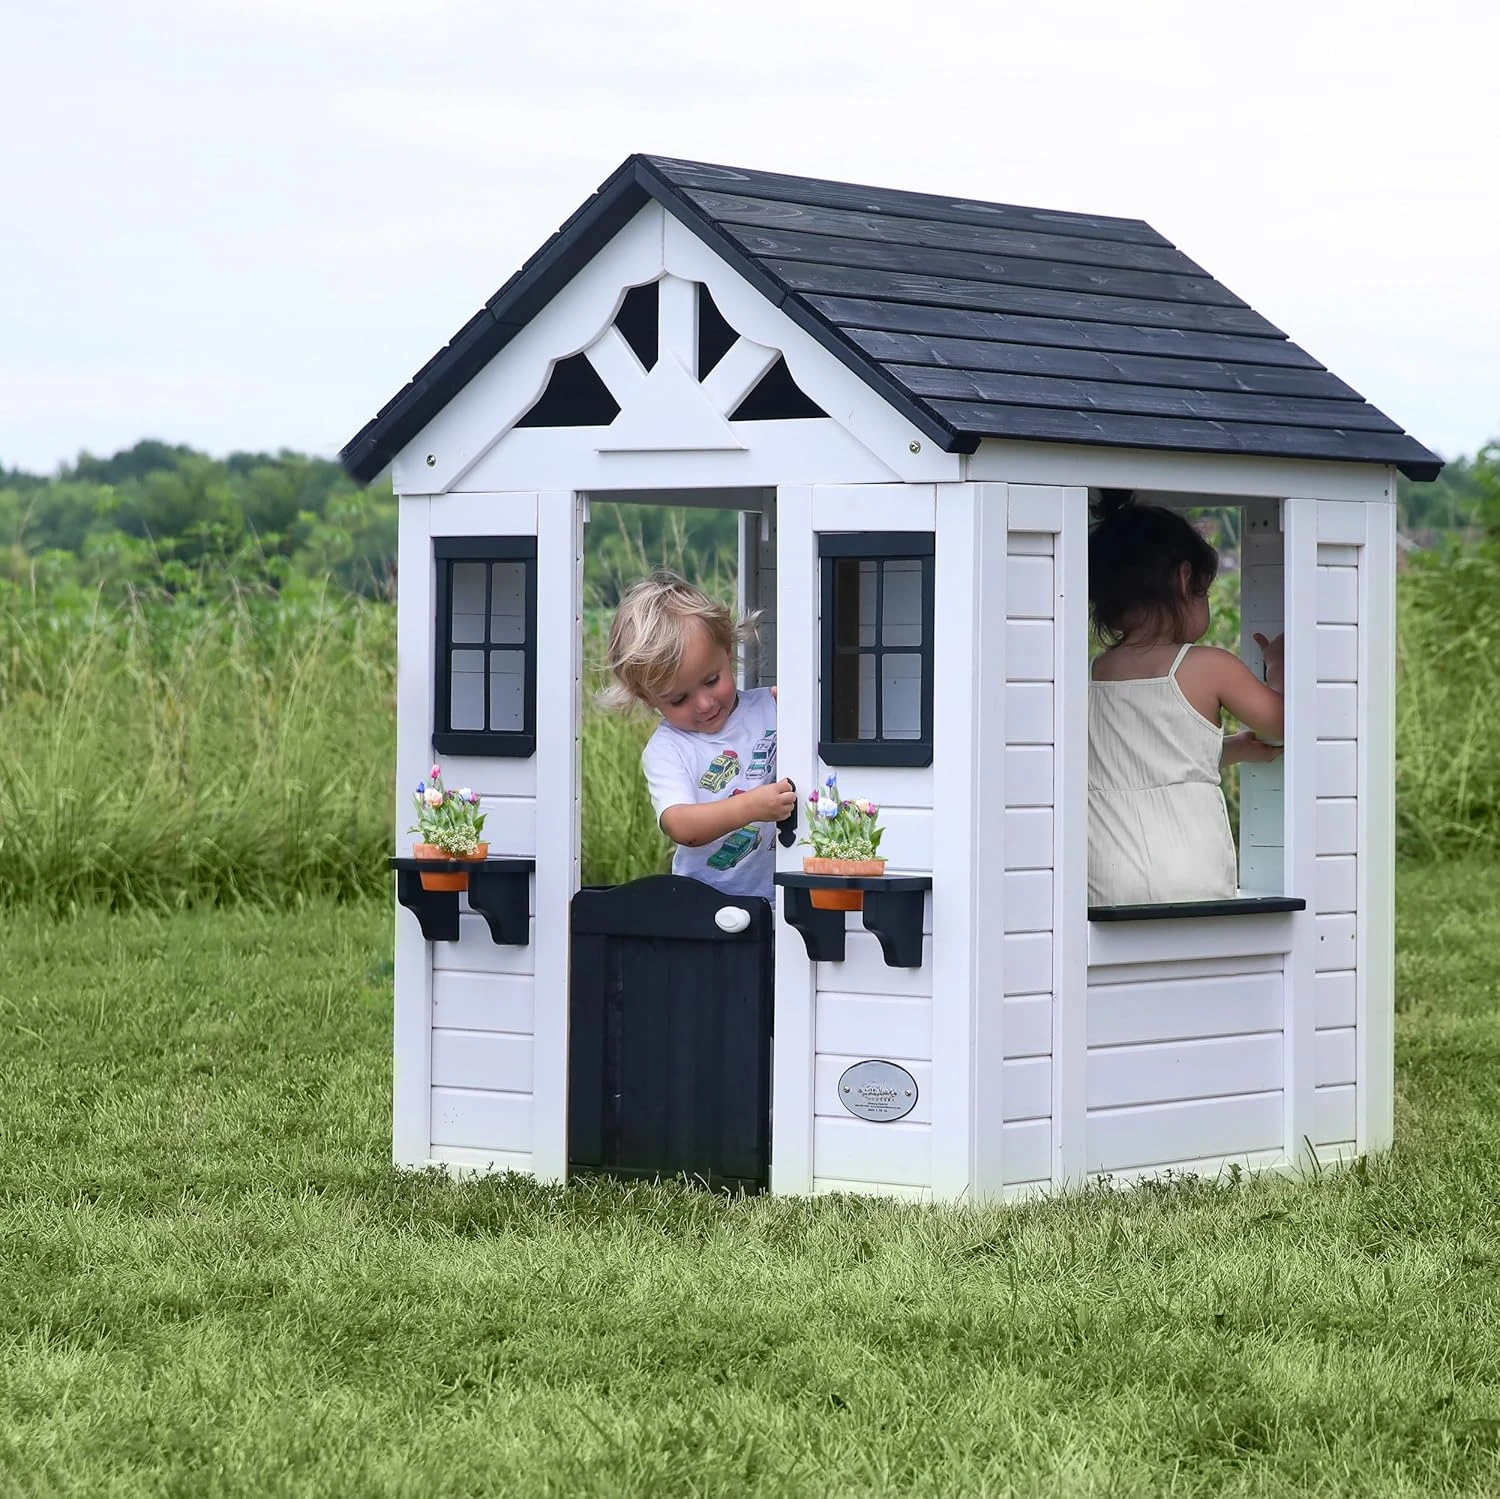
(837, 1060, 918, 1123)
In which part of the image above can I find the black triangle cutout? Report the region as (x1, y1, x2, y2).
(729, 356, 827, 422)
(514, 353, 621, 428)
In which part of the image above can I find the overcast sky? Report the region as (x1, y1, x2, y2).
(3, 0, 1495, 476)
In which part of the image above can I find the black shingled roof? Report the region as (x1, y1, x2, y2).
(340, 155, 1441, 484)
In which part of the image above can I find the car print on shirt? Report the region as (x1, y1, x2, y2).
(748, 730, 777, 783)
(706, 824, 763, 871)
(698, 749, 742, 793)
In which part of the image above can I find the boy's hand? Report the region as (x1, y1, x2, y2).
(754, 778, 797, 824)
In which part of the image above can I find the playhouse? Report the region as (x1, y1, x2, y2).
(343, 155, 1441, 1201)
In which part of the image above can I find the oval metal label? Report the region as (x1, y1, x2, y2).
(837, 1059, 918, 1123)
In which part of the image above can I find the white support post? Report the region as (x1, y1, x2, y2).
(771, 483, 817, 1193)
(930, 483, 983, 1199)
(968, 482, 1010, 1200)
(1282, 497, 1320, 1168)
(392, 496, 435, 1167)
(1238, 499, 1286, 894)
(657, 273, 699, 378)
(1050, 486, 1090, 1188)
(530, 490, 583, 1182)
(1357, 493, 1396, 1152)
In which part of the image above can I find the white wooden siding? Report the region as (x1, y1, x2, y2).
(1314, 530, 1363, 1154)
(996, 483, 1088, 1191)
(1083, 961, 1286, 1173)
(795, 484, 943, 1196)
(391, 490, 580, 1177)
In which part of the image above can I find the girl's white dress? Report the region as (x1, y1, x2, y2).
(1088, 642, 1237, 906)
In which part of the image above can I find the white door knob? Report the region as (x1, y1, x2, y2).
(714, 906, 751, 933)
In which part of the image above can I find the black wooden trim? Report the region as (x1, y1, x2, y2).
(927, 399, 1443, 479)
(818, 531, 934, 558)
(389, 858, 536, 945)
(432, 537, 538, 757)
(775, 875, 932, 967)
(817, 532, 935, 768)
(434, 537, 537, 561)
(818, 739, 933, 768)
(1088, 896, 1307, 922)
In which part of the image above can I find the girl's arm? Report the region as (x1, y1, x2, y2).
(1186, 637, 1285, 742)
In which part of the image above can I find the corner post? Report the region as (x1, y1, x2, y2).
(1282, 496, 1320, 1168)
(530, 489, 583, 1182)
(771, 483, 817, 1194)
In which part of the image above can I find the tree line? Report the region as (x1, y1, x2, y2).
(2, 436, 1494, 604)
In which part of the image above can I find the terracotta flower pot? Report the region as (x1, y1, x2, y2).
(414, 842, 489, 893)
(803, 856, 886, 911)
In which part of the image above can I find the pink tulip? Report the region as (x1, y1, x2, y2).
(430, 764, 442, 780)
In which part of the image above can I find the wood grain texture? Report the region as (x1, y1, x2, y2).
(845, 328, 1361, 399)
(647, 157, 1172, 246)
(721, 225, 1243, 307)
(889, 366, 1399, 433)
(807, 296, 1320, 368)
(686, 190, 1210, 272)
(929, 401, 1438, 468)
(769, 262, 1285, 337)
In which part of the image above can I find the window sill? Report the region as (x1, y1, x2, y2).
(774, 873, 931, 967)
(389, 857, 534, 944)
(1087, 896, 1306, 923)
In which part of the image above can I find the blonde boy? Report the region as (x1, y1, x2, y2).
(603, 571, 796, 900)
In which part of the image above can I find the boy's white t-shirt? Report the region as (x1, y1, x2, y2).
(640, 686, 778, 900)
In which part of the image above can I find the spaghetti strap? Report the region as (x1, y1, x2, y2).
(1168, 643, 1193, 678)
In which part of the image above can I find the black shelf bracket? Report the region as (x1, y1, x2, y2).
(389, 857, 535, 944)
(774, 874, 933, 968)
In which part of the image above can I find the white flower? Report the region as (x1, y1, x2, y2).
(424, 787, 444, 808)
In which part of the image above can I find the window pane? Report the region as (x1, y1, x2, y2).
(450, 649, 485, 730)
(881, 653, 922, 740)
(450, 563, 486, 644)
(858, 653, 878, 739)
(831, 558, 873, 651)
(882, 559, 923, 647)
(490, 562, 526, 645)
(488, 651, 525, 732)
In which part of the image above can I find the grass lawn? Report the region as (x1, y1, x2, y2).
(4, 864, 1500, 1497)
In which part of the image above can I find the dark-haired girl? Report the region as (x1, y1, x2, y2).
(1088, 491, 1285, 906)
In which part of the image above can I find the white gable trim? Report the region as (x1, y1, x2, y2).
(392, 203, 965, 497)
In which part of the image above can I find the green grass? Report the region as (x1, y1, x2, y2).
(4, 863, 1500, 1496)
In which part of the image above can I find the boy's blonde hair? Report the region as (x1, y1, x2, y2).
(600, 569, 757, 711)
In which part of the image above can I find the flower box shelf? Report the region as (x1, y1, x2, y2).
(774, 873, 932, 968)
(389, 857, 535, 945)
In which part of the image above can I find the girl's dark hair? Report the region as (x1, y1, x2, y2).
(1088, 489, 1218, 646)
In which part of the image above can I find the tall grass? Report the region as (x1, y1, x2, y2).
(2, 547, 1497, 909)
(0, 586, 394, 909)
(1395, 548, 1500, 855)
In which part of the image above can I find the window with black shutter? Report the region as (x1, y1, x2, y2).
(433, 537, 537, 756)
(819, 533, 934, 768)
